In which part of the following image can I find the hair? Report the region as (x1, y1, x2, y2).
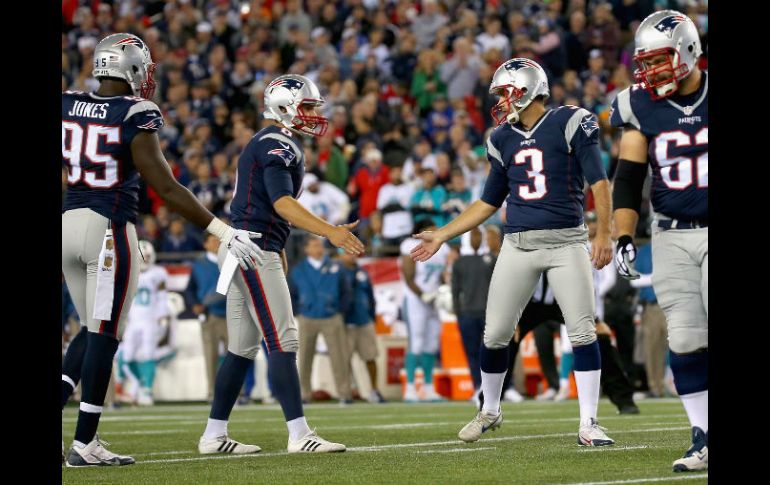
(413, 218, 437, 234)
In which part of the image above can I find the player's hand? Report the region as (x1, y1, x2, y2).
(421, 291, 438, 305)
(615, 235, 640, 280)
(591, 232, 614, 270)
(226, 229, 265, 270)
(328, 220, 365, 255)
(410, 231, 445, 262)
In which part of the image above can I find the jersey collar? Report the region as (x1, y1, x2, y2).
(509, 109, 553, 139)
(665, 71, 707, 116)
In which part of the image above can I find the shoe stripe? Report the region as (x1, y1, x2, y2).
(311, 442, 322, 451)
(301, 440, 312, 451)
(217, 441, 226, 452)
(224, 442, 233, 453)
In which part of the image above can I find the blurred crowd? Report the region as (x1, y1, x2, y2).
(62, 0, 708, 262)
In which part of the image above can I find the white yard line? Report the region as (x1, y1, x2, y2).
(560, 474, 707, 484)
(97, 426, 689, 465)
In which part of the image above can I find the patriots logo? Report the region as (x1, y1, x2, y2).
(504, 59, 540, 71)
(113, 37, 145, 49)
(653, 15, 688, 39)
(268, 77, 305, 97)
(580, 115, 599, 137)
(268, 142, 296, 166)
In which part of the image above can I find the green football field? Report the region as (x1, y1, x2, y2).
(62, 398, 707, 484)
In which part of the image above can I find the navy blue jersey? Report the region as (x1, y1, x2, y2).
(62, 91, 164, 225)
(230, 125, 305, 252)
(481, 105, 607, 233)
(609, 72, 708, 221)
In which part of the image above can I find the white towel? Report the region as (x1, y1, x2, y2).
(93, 228, 117, 321)
(216, 252, 240, 296)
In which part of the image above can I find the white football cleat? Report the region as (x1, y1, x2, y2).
(198, 435, 261, 455)
(137, 387, 154, 406)
(536, 387, 557, 401)
(554, 385, 571, 401)
(672, 427, 708, 472)
(65, 435, 135, 467)
(403, 385, 419, 403)
(287, 429, 346, 453)
(503, 388, 524, 403)
(578, 418, 615, 446)
(458, 410, 503, 443)
(420, 386, 445, 402)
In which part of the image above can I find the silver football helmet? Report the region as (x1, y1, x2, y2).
(263, 74, 328, 136)
(92, 33, 157, 99)
(633, 10, 702, 99)
(489, 58, 550, 125)
(139, 240, 156, 272)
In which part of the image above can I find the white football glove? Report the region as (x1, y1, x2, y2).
(421, 291, 438, 305)
(207, 218, 265, 270)
(615, 235, 640, 280)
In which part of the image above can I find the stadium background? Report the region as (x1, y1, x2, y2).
(61, 0, 709, 402)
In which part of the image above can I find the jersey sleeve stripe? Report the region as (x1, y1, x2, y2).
(123, 100, 162, 121)
(259, 133, 303, 163)
(564, 107, 592, 148)
(486, 136, 503, 166)
(616, 89, 641, 130)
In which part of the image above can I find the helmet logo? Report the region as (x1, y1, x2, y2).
(504, 59, 540, 71)
(113, 37, 145, 49)
(268, 77, 306, 97)
(653, 14, 688, 39)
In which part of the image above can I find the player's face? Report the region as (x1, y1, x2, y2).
(305, 238, 326, 259)
(297, 102, 329, 136)
(640, 53, 673, 83)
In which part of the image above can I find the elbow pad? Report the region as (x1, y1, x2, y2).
(612, 159, 647, 214)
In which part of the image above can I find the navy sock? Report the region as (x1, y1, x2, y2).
(479, 345, 509, 373)
(669, 348, 708, 395)
(573, 340, 601, 371)
(62, 326, 88, 409)
(74, 332, 119, 444)
(268, 352, 304, 422)
(210, 352, 253, 421)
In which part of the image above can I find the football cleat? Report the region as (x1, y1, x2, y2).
(458, 410, 503, 443)
(198, 434, 261, 455)
(673, 427, 708, 472)
(65, 435, 135, 467)
(287, 429, 346, 453)
(578, 418, 615, 446)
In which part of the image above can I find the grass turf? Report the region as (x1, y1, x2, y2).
(62, 398, 707, 484)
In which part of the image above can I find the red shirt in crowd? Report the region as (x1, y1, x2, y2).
(350, 165, 390, 218)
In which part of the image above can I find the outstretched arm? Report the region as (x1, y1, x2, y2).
(410, 200, 498, 262)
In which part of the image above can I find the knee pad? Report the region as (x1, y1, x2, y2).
(668, 327, 708, 354)
(566, 315, 598, 346)
(483, 321, 515, 349)
(229, 344, 259, 360)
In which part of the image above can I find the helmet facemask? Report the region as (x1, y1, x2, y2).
(139, 62, 157, 100)
(490, 85, 527, 125)
(633, 47, 690, 99)
(293, 100, 329, 137)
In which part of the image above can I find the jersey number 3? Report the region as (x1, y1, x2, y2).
(655, 128, 708, 190)
(62, 122, 121, 188)
(514, 148, 547, 200)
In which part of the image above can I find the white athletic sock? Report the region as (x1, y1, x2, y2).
(680, 390, 708, 432)
(574, 370, 601, 425)
(480, 370, 506, 414)
(203, 418, 228, 440)
(287, 416, 312, 442)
